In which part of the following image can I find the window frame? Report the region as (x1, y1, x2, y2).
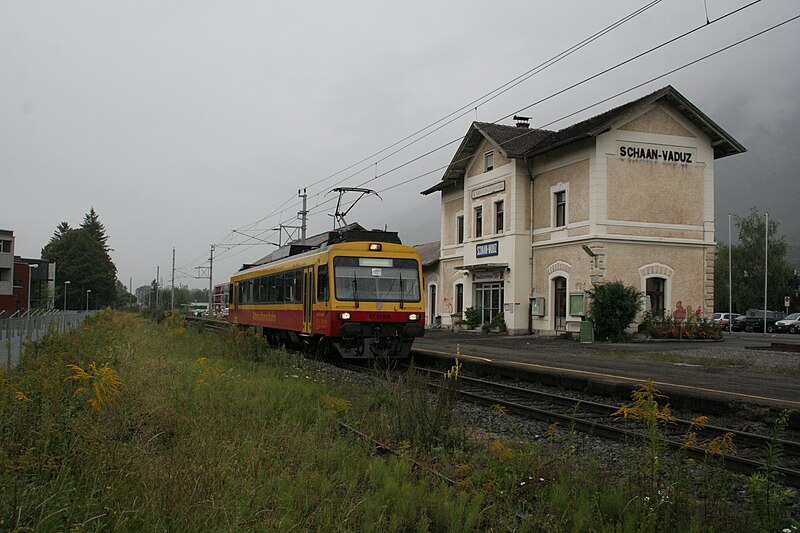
(456, 215, 464, 244)
(484, 151, 494, 172)
(495, 199, 504, 233)
(317, 264, 329, 302)
(554, 190, 566, 228)
(474, 206, 483, 238)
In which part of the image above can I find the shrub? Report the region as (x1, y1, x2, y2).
(641, 310, 722, 340)
(464, 307, 480, 328)
(481, 312, 507, 334)
(586, 281, 642, 342)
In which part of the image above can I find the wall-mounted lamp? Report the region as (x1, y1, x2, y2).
(582, 244, 598, 269)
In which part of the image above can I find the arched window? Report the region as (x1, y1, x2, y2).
(646, 277, 666, 317)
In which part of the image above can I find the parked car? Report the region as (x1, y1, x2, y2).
(731, 315, 748, 332)
(774, 312, 800, 334)
(738, 309, 786, 333)
(711, 312, 742, 331)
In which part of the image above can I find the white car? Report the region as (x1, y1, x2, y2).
(711, 312, 742, 331)
(774, 312, 800, 334)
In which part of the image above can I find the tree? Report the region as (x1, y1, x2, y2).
(43, 228, 117, 310)
(115, 280, 136, 307)
(586, 281, 643, 342)
(51, 221, 71, 242)
(81, 207, 111, 252)
(715, 208, 795, 313)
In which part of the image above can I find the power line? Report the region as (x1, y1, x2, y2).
(227, 0, 667, 236)
(187, 2, 796, 278)
(263, 0, 767, 233)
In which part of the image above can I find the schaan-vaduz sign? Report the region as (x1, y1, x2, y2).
(617, 142, 697, 164)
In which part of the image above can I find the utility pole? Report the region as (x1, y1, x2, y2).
(208, 244, 215, 317)
(298, 188, 308, 243)
(763, 211, 769, 336)
(156, 266, 160, 308)
(171, 248, 176, 311)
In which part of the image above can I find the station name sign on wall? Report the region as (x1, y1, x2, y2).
(617, 142, 697, 164)
(471, 180, 505, 199)
(476, 241, 499, 258)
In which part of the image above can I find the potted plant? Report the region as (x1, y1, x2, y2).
(464, 307, 480, 329)
(482, 312, 507, 334)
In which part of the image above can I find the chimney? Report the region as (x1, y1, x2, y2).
(513, 115, 531, 129)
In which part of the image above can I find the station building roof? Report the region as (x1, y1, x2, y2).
(421, 85, 746, 195)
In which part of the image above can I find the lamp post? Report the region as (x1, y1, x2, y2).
(26, 263, 39, 312)
(63, 280, 71, 310)
(86, 289, 92, 312)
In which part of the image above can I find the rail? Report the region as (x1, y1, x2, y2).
(418, 366, 800, 488)
(1, 310, 96, 371)
(184, 315, 231, 334)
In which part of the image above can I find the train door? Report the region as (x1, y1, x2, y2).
(302, 267, 313, 334)
(232, 281, 239, 323)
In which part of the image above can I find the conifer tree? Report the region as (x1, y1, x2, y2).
(44, 209, 118, 308)
(81, 207, 110, 252)
(49, 222, 71, 245)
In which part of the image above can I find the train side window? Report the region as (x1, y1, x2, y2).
(274, 273, 284, 303)
(295, 270, 304, 303)
(253, 276, 263, 303)
(267, 274, 276, 303)
(285, 270, 297, 303)
(317, 264, 329, 302)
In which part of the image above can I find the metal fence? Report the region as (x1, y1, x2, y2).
(2, 310, 95, 371)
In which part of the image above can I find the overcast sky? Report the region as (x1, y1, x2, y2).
(2, 0, 798, 291)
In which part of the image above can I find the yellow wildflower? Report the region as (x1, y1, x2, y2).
(706, 432, 737, 457)
(489, 440, 512, 461)
(65, 362, 124, 413)
(491, 404, 508, 417)
(15, 391, 30, 402)
(321, 394, 351, 413)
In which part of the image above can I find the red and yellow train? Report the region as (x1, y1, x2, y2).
(228, 229, 425, 359)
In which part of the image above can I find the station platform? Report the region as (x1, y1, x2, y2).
(411, 329, 800, 427)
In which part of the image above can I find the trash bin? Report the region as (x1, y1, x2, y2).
(579, 318, 594, 343)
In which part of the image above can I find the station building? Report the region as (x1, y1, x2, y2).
(421, 86, 745, 335)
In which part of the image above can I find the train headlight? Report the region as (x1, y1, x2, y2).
(408, 313, 419, 321)
(368, 243, 382, 251)
(338, 312, 351, 320)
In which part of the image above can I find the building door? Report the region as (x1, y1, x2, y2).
(553, 277, 567, 330)
(475, 282, 504, 326)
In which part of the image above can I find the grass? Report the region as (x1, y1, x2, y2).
(1, 309, 797, 531)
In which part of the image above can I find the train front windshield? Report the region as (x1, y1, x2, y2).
(333, 257, 421, 302)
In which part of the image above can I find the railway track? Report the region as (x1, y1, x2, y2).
(184, 315, 231, 334)
(182, 318, 800, 487)
(347, 358, 800, 488)
(412, 365, 800, 488)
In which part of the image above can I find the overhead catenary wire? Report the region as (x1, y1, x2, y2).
(263, 0, 780, 230)
(184, 2, 796, 280)
(224, 0, 668, 238)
